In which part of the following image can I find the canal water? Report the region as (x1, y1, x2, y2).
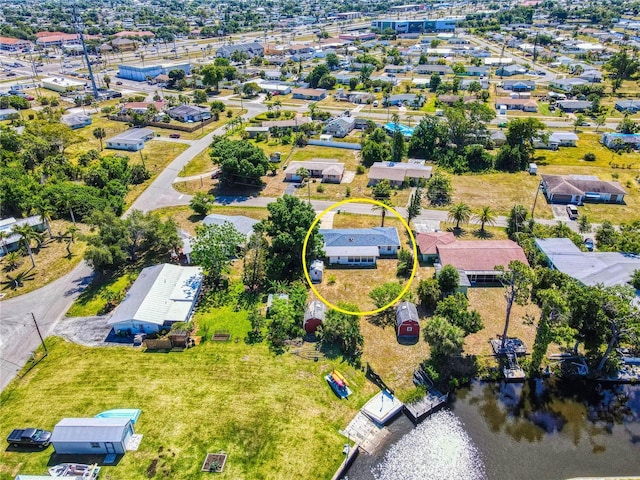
(343, 379, 640, 480)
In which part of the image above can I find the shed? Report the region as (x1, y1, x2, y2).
(529, 163, 538, 175)
(303, 300, 326, 334)
(50, 417, 134, 455)
(309, 260, 324, 283)
(395, 301, 420, 338)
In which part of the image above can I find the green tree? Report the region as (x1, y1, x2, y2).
(578, 214, 592, 234)
(103, 74, 111, 89)
(631, 269, 640, 290)
(496, 118, 547, 172)
(317, 303, 364, 360)
(497, 260, 535, 350)
(361, 128, 391, 167)
(417, 278, 440, 309)
(369, 282, 404, 320)
(245, 307, 266, 344)
(325, 52, 340, 70)
(437, 264, 459, 296)
(189, 192, 214, 216)
(617, 115, 639, 134)
(266, 297, 298, 353)
(93, 127, 106, 151)
(307, 64, 330, 88)
(242, 230, 268, 291)
(434, 292, 483, 334)
(193, 89, 208, 105)
(474, 206, 496, 233)
(423, 316, 465, 357)
(372, 198, 392, 227)
(201, 64, 224, 91)
(506, 204, 530, 237)
(406, 187, 422, 226)
(210, 138, 270, 187)
(191, 221, 244, 284)
(63, 224, 80, 256)
(263, 195, 324, 281)
(426, 172, 453, 206)
(11, 223, 42, 268)
(605, 49, 639, 93)
(408, 116, 446, 160)
(390, 127, 405, 163)
(371, 179, 391, 199)
(595, 220, 618, 250)
(448, 202, 471, 229)
(530, 288, 571, 372)
(35, 202, 55, 237)
(429, 73, 442, 92)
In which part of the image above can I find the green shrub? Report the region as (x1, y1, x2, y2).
(583, 152, 596, 161)
(316, 184, 325, 193)
(327, 274, 336, 285)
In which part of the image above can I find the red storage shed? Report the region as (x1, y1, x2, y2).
(395, 301, 420, 339)
(303, 300, 326, 334)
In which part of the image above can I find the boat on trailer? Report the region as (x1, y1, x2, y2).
(48, 463, 101, 479)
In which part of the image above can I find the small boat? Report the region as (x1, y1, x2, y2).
(49, 463, 100, 479)
(332, 370, 348, 386)
(326, 373, 352, 399)
(331, 371, 346, 388)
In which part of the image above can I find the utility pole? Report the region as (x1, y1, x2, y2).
(73, 5, 99, 100)
(31, 312, 48, 356)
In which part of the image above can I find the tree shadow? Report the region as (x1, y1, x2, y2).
(472, 229, 494, 239)
(366, 312, 393, 328)
(446, 226, 468, 238)
(1, 268, 36, 290)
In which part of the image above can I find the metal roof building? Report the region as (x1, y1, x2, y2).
(108, 264, 203, 334)
(50, 417, 134, 455)
(202, 214, 258, 239)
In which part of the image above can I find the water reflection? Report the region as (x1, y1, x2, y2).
(372, 410, 486, 480)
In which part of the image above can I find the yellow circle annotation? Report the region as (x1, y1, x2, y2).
(302, 198, 418, 316)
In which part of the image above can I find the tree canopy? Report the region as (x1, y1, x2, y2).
(210, 138, 270, 187)
(191, 221, 245, 284)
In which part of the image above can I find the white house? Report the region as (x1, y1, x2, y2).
(50, 418, 134, 455)
(106, 128, 155, 152)
(108, 264, 203, 334)
(41, 76, 86, 93)
(319, 227, 401, 266)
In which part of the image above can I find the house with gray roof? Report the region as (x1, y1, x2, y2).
(535, 237, 640, 292)
(541, 174, 626, 204)
(549, 78, 588, 92)
(535, 131, 579, 149)
(50, 417, 135, 455)
(202, 214, 258, 239)
(502, 80, 535, 91)
(0, 108, 18, 120)
(385, 94, 425, 107)
(601, 132, 640, 149)
(323, 116, 356, 138)
(496, 64, 527, 76)
(108, 263, 203, 334)
(0, 215, 46, 256)
(167, 105, 211, 122)
(216, 42, 264, 59)
(106, 128, 154, 151)
(368, 161, 433, 187)
(615, 100, 640, 114)
(319, 227, 401, 266)
(61, 113, 92, 129)
(556, 100, 592, 113)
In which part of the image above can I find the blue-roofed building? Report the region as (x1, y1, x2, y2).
(319, 227, 401, 266)
(117, 63, 191, 82)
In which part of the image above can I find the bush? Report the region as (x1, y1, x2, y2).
(583, 152, 596, 162)
(226, 110, 233, 118)
(403, 385, 427, 404)
(327, 274, 336, 285)
(316, 184, 325, 193)
(632, 269, 640, 290)
(189, 192, 214, 216)
(130, 164, 151, 184)
(345, 186, 351, 197)
(356, 164, 366, 174)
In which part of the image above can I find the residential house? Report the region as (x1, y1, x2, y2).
(601, 132, 640, 150)
(490, 129, 507, 146)
(291, 88, 327, 101)
(385, 94, 425, 107)
(436, 240, 529, 284)
(61, 113, 92, 129)
(216, 42, 264, 59)
(460, 66, 489, 76)
(549, 78, 588, 92)
(501, 80, 535, 91)
(579, 70, 603, 83)
(111, 37, 136, 52)
(615, 100, 640, 114)
(0, 216, 46, 257)
(413, 64, 453, 76)
(395, 301, 420, 339)
(0, 108, 19, 120)
(120, 101, 164, 115)
(495, 98, 538, 112)
(108, 263, 203, 335)
(415, 231, 456, 263)
(202, 214, 258, 240)
(535, 238, 640, 291)
(106, 128, 155, 151)
(319, 227, 401, 266)
(556, 100, 592, 113)
(303, 300, 326, 334)
(167, 105, 211, 123)
(324, 116, 356, 138)
(258, 82, 292, 95)
(541, 174, 627, 204)
(262, 116, 311, 131)
(535, 132, 579, 150)
(437, 94, 476, 106)
(496, 64, 527, 76)
(460, 79, 489, 90)
(244, 126, 270, 138)
(368, 161, 433, 187)
(284, 160, 345, 183)
(50, 418, 134, 455)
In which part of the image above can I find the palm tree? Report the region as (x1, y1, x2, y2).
(93, 127, 106, 151)
(61, 191, 76, 225)
(36, 203, 55, 237)
(448, 202, 472, 229)
(11, 224, 39, 268)
(63, 225, 80, 256)
(0, 230, 8, 256)
(296, 167, 310, 202)
(474, 206, 496, 233)
(4, 251, 21, 271)
(372, 199, 393, 227)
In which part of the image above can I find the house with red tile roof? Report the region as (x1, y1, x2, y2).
(415, 232, 456, 263)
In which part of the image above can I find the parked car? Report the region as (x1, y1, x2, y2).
(116, 81, 123, 85)
(169, 133, 181, 139)
(7, 428, 51, 448)
(584, 238, 594, 251)
(210, 168, 222, 179)
(566, 204, 579, 220)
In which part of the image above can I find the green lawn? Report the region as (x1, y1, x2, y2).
(66, 271, 138, 317)
(178, 148, 213, 177)
(0, 312, 372, 480)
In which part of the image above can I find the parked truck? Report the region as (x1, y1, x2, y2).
(7, 428, 51, 448)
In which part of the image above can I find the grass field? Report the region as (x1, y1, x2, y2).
(66, 271, 139, 317)
(178, 149, 213, 178)
(0, 220, 89, 300)
(0, 306, 375, 480)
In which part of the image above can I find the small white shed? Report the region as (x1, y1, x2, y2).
(529, 163, 538, 175)
(309, 260, 324, 283)
(50, 418, 134, 455)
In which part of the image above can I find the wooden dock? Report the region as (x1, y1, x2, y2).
(339, 412, 391, 454)
(404, 391, 448, 423)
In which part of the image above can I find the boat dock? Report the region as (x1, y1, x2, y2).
(503, 352, 526, 382)
(404, 390, 448, 423)
(361, 389, 404, 426)
(339, 411, 391, 454)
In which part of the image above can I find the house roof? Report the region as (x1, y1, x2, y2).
(108, 264, 203, 327)
(416, 231, 456, 256)
(325, 116, 356, 130)
(168, 105, 209, 116)
(495, 97, 537, 107)
(284, 160, 345, 176)
(202, 214, 257, 238)
(292, 88, 327, 97)
(61, 113, 91, 126)
(0, 215, 45, 245)
(542, 174, 626, 196)
(304, 300, 326, 321)
(262, 117, 311, 128)
(549, 131, 579, 142)
(0, 36, 30, 45)
(324, 245, 380, 257)
(51, 418, 131, 443)
(320, 227, 401, 249)
(368, 162, 433, 182)
(557, 100, 592, 109)
(436, 240, 528, 272)
(395, 301, 419, 326)
(114, 30, 155, 38)
(535, 238, 640, 287)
